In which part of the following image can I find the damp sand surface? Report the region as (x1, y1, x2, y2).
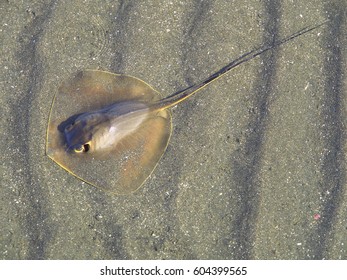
(0, 0, 346, 259)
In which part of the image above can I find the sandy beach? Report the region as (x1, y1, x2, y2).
(0, 0, 346, 259)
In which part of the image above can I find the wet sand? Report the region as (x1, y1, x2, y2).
(0, 0, 346, 259)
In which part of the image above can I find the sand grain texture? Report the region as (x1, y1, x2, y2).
(0, 0, 346, 259)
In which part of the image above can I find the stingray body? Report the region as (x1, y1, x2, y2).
(46, 23, 326, 195)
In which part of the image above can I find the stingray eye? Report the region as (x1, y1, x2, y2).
(73, 142, 90, 153)
(82, 143, 90, 152)
(73, 145, 84, 153)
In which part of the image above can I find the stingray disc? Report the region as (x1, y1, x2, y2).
(46, 70, 171, 195)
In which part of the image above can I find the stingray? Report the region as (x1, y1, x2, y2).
(46, 22, 326, 195)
